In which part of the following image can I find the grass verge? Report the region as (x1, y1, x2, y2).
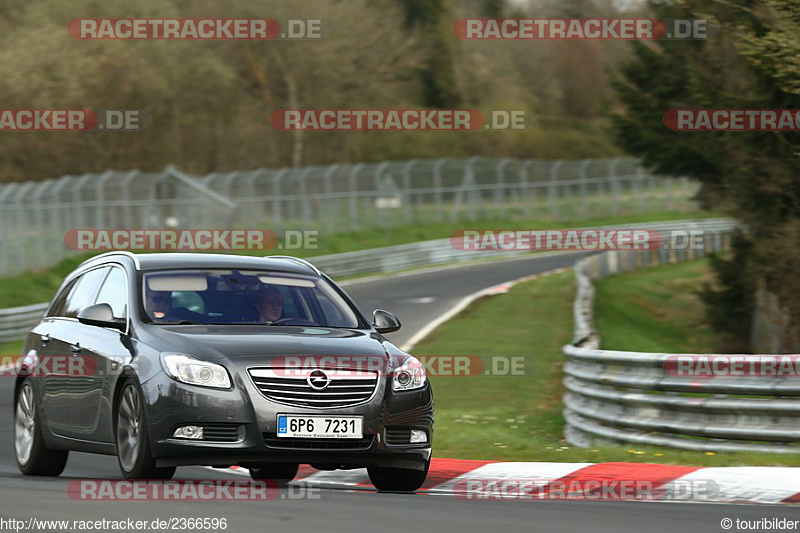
(0, 210, 714, 309)
(594, 259, 719, 353)
(0, 340, 24, 362)
(414, 259, 800, 466)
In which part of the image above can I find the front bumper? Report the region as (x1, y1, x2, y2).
(141, 370, 434, 470)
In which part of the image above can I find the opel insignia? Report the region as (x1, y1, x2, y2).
(13, 252, 433, 491)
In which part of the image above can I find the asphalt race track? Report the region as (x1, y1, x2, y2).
(1, 252, 798, 532)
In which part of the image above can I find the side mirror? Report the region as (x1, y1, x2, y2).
(78, 303, 126, 331)
(372, 309, 401, 334)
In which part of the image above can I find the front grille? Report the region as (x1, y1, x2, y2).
(201, 424, 243, 442)
(248, 367, 378, 408)
(263, 434, 375, 450)
(385, 427, 412, 445)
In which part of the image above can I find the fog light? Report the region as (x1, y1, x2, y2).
(410, 429, 427, 444)
(173, 425, 204, 439)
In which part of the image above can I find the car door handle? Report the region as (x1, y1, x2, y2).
(69, 343, 81, 353)
(41, 334, 50, 345)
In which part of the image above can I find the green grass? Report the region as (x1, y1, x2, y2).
(0, 210, 716, 309)
(0, 341, 24, 366)
(594, 259, 719, 353)
(288, 210, 716, 257)
(414, 264, 800, 466)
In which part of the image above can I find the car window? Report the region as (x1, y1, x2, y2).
(314, 289, 352, 327)
(62, 267, 110, 319)
(142, 269, 362, 328)
(46, 278, 79, 318)
(172, 291, 204, 314)
(93, 266, 128, 319)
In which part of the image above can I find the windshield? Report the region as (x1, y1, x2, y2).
(142, 269, 362, 328)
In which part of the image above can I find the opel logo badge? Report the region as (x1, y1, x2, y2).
(307, 369, 331, 390)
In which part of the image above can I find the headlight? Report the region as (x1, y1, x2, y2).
(160, 353, 231, 389)
(392, 356, 426, 391)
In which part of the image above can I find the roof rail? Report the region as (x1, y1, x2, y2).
(79, 251, 141, 269)
(268, 255, 321, 275)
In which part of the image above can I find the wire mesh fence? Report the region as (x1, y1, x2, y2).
(0, 157, 699, 277)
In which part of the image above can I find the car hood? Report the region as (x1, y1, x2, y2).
(141, 324, 392, 365)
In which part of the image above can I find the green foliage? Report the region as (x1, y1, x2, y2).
(612, 0, 800, 345)
(0, 0, 635, 178)
(596, 259, 719, 352)
(700, 233, 755, 352)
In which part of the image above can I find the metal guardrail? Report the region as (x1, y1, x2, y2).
(563, 220, 800, 453)
(0, 303, 48, 344)
(0, 218, 729, 345)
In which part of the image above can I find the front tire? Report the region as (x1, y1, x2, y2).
(116, 381, 175, 480)
(14, 379, 69, 476)
(368, 460, 429, 492)
(249, 463, 299, 486)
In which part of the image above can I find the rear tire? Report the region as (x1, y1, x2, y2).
(249, 463, 299, 486)
(14, 379, 69, 476)
(116, 381, 175, 480)
(368, 460, 429, 492)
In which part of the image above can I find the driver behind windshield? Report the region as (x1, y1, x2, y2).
(146, 290, 174, 321)
(254, 286, 283, 324)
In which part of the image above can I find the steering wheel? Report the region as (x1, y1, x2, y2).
(271, 317, 319, 326)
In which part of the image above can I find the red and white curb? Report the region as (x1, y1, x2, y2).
(216, 459, 800, 505)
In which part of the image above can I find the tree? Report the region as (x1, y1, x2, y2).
(611, 0, 800, 348)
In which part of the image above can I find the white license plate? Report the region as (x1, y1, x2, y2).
(277, 415, 363, 439)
